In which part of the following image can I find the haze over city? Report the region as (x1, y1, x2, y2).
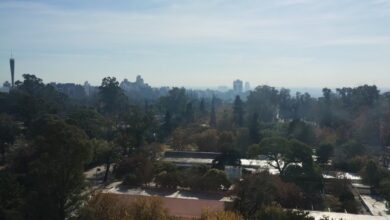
(3, 1, 390, 220)
(1, 0, 390, 87)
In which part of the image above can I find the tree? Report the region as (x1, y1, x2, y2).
(0, 171, 25, 220)
(319, 88, 333, 127)
(316, 143, 334, 165)
(9, 74, 68, 125)
(98, 77, 127, 114)
(246, 86, 279, 123)
(361, 160, 387, 187)
(158, 87, 187, 124)
(130, 196, 172, 220)
(155, 171, 180, 189)
(210, 97, 217, 127)
(117, 106, 155, 154)
(89, 139, 120, 182)
(254, 137, 313, 175)
(199, 98, 207, 117)
(0, 114, 20, 163)
(80, 193, 173, 220)
(257, 137, 290, 174)
(379, 178, 390, 203)
(185, 102, 195, 123)
(28, 118, 91, 220)
(233, 95, 244, 127)
(162, 111, 173, 137)
(340, 140, 365, 158)
(170, 127, 194, 151)
(325, 179, 358, 213)
(233, 172, 304, 219)
(67, 108, 107, 139)
(248, 113, 260, 144)
(287, 120, 316, 145)
(200, 169, 231, 191)
(115, 155, 154, 186)
(193, 129, 219, 152)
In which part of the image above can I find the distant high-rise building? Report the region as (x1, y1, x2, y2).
(84, 81, 91, 96)
(245, 82, 250, 91)
(233, 79, 243, 93)
(9, 55, 15, 88)
(136, 75, 144, 85)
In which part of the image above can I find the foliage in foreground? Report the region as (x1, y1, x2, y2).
(79, 193, 173, 220)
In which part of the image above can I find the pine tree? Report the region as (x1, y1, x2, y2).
(249, 113, 260, 143)
(233, 95, 244, 127)
(210, 97, 217, 127)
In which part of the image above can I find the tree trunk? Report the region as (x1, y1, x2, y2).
(103, 162, 111, 182)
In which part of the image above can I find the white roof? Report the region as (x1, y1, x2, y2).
(322, 172, 362, 180)
(309, 211, 389, 220)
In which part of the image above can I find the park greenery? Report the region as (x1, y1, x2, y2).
(1, 74, 390, 219)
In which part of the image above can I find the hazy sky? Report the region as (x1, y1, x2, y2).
(1, 0, 390, 88)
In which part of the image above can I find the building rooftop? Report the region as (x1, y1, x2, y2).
(164, 151, 221, 159)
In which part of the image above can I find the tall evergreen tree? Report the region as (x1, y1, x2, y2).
(209, 97, 217, 127)
(249, 113, 260, 143)
(233, 95, 244, 127)
(199, 98, 207, 117)
(185, 102, 195, 123)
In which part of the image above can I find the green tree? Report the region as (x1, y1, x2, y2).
(155, 171, 180, 189)
(200, 169, 231, 191)
(11, 74, 68, 125)
(255, 137, 313, 175)
(117, 106, 155, 154)
(193, 129, 219, 152)
(158, 87, 187, 124)
(257, 137, 290, 174)
(379, 178, 390, 203)
(246, 86, 279, 123)
(233, 172, 303, 218)
(316, 143, 334, 165)
(210, 97, 217, 127)
(162, 111, 173, 137)
(0, 114, 20, 163)
(98, 77, 127, 115)
(28, 118, 91, 220)
(185, 102, 195, 123)
(90, 139, 120, 182)
(287, 120, 316, 145)
(199, 98, 207, 117)
(0, 171, 25, 220)
(233, 95, 244, 127)
(67, 108, 107, 139)
(115, 155, 154, 185)
(248, 113, 260, 144)
(361, 160, 387, 187)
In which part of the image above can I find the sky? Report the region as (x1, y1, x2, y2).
(0, 0, 390, 89)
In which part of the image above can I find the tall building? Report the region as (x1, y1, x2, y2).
(84, 81, 91, 96)
(245, 82, 250, 92)
(9, 55, 15, 88)
(136, 75, 144, 85)
(233, 79, 243, 93)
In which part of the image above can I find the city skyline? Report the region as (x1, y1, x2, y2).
(1, 0, 390, 87)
